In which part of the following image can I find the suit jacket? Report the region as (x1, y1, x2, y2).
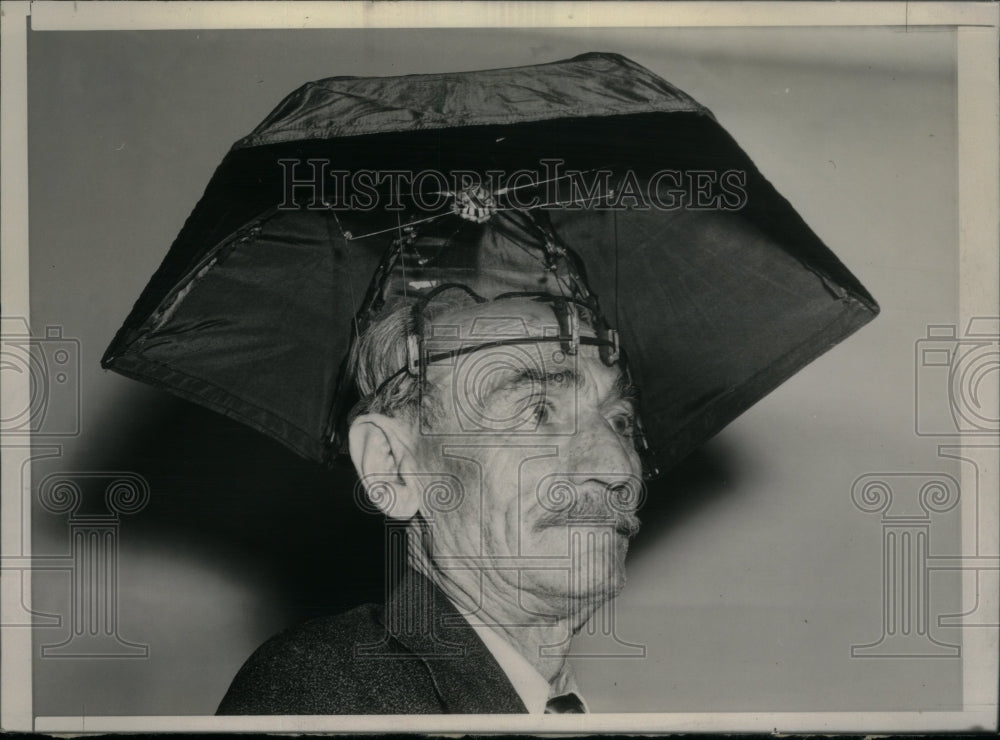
(217, 569, 528, 714)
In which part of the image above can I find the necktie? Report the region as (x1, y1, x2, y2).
(545, 692, 585, 714)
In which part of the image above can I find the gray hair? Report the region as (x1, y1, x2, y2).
(347, 304, 422, 423)
(345, 293, 476, 430)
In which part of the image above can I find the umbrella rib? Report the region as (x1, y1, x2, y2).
(397, 211, 407, 300)
(333, 188, 602, 306)
(339, 193, 609, 242)
(330, 211, 362, 338)
(613, 208, 620, 329)
(512, 196, 613, 301)
(340, 211, 442, 241)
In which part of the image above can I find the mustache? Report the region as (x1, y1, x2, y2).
(535, 478, 645, 537)
(615, 513, 642, 538)
(536, 503, 642, 538)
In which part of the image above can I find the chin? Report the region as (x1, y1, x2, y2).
(564, 573, 627, 622)
(519, 563, 625, 616)
(521, 526, 630, 605)
(589, 540, 630, 590)
(568, 548, 629, 605)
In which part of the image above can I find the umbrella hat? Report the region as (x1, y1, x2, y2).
(102, 52, 879, 475)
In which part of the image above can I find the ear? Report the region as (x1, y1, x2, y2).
(348, 413, 422, 520)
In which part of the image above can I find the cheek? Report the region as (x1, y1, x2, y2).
(412, 445, 478, 554)
(470, 448, 552, 558)
(420, 445, 526, 556)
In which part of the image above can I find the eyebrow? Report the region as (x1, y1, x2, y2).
(609, 372, 640, 408)
(485, 368, 581, 402)
(485, 367, 639, 408)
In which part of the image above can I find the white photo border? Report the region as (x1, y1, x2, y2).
(2, 1, 997, 733)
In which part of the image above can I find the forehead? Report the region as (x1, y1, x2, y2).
(423, 297, 624, 390)
(425, 296, 596, 338)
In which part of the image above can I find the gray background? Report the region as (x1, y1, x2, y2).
(27, 27, 963, 715)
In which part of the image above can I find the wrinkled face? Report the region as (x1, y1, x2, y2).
(410, 298, 644, 615)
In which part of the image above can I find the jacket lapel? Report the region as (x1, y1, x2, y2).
(379, 569, 528, 714)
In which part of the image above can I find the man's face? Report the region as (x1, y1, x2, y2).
(409, 298, 643, 615)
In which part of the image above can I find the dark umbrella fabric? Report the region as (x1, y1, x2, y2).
(102, 52, 879, 474)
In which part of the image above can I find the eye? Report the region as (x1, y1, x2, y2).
(530, 397, 554, 425)
(609, 411, 636, 438)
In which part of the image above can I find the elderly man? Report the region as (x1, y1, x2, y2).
(218, 207, 646, 715)
(100, 52, 878, 717)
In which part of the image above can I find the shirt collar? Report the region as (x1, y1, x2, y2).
(459, 613, 589, 714)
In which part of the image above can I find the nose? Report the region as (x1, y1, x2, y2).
(568, 409, 642, 484)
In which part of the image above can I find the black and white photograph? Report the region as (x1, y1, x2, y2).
(1, 1, 997, 734)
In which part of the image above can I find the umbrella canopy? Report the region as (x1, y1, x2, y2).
(102, 52, 879, 475)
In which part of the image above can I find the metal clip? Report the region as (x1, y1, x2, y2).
(551, 299, 581, 355)
(406, 334, 422, 376)
(601, 327, 620, 365)
(565, 301, 580, 354)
